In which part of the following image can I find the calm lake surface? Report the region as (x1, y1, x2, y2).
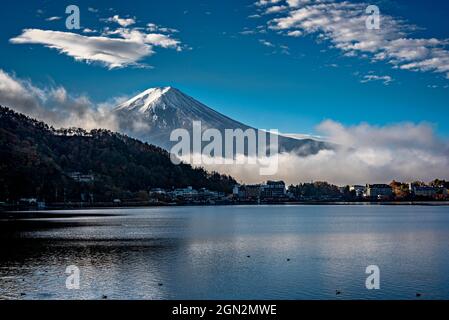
(1, 205, 449, 300)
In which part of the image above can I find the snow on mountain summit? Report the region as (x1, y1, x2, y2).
(116, 86, 175, 113)
(115, 86, 247, 130)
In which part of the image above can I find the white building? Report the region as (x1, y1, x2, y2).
(174, 186, 198, 198)
(350, 185, 366, 198)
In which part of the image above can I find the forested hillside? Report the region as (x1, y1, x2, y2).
(0, 106, 236, 203)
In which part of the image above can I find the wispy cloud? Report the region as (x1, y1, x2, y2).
(253, 0, 449, 79)
(255, 0, 283, 7)
(45, 16, 62, 22)
(265, 5, 288, 14)
(240, 30, 256, 35)
(146, 23, 179, 34)
(360, 74, 393, 85)
(259, 39, 275, 47)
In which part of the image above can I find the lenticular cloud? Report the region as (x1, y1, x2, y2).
(10, 22, 182, 69)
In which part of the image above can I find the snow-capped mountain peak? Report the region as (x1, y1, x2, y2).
(115, 86, 246, 130)
(114, 86, 330, 155)
(116, 86, 175, 113)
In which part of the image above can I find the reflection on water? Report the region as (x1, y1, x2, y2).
(1, 205, 449, 300)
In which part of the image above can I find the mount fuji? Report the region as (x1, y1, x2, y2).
(114, 87, 331, 155)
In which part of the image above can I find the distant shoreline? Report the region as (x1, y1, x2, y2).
(2, 201, 449, 216)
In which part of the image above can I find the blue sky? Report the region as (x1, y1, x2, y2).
(1, 0, 449, 136)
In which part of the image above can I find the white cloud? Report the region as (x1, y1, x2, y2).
(0, 70, 158, 138)
(240, 30, 256, 35)
(259, 39, 275, 47)
(0, 69, 119, 131)
(287, 30, 302, 37)
(144, 33, 181, 49)
(146, 23, 179, 33)
(265, 5, 288, 14)
(10, 24, 182, 69)
(255, 0, 449, 79)
(286, 0, 311, 8)
(360, 74, 393, 85)
(103, 27, 181, 48)
(256, 0, 283, 7)
(82, 28, 97, 34)
(10, 29, 152, 69)
(107, 15, 136, 27)
(196, 120, 449, 185)
(45, 16, 61, 21)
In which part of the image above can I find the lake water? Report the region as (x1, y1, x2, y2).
(1, 205, 449, 300)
